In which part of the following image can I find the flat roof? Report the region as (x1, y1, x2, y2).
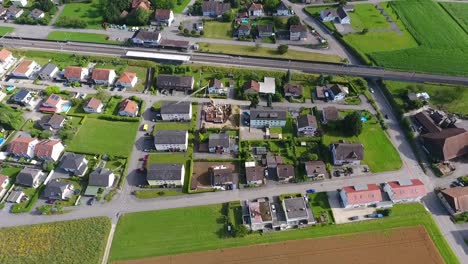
(283, 197, 308, 220)
(125, 51, 190, 62)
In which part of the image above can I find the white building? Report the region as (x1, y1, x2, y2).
(91, 68, 116, 86)
(11, 60, 39, 79)
(154, 130, 188, 151)
(11, 0, 27, 7)
(115, 72, 138, 88)
(160, 101, 192, 121)
(339, 184, 383, 208)
(0, 48, 16, 71)
(34, 140, 65, 162)
(249, 108, 287, 128)
(331, 142, 364, 166)
(383, 179, 426, 204)
(147, 163, 185, 186)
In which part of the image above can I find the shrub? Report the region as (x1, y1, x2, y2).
(277, 44, 289, 54)
(97, 115, 139, 122)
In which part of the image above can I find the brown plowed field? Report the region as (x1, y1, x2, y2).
(115, 226, 444, 264)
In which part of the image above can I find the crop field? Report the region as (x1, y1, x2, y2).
(0, 217, 110, 264)
(440, 2, 468, 33)
(115, 226, 444, 264)
(109, 203, 457, 263)
(349, 4, 390, 31)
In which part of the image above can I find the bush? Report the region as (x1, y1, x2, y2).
(277, 44, 288, 54)
(377, 208, 392, 216)
(97, 115, 139, 122)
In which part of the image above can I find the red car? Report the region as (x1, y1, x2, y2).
(46, 199, 56, 204)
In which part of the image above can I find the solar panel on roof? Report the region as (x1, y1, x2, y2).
(398, 179, 413, 186)
(354, 184, 368, 191)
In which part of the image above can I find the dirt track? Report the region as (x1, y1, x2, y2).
(116, 226, 444, 264)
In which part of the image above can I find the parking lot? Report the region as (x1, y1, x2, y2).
(327, 191, 378, 224)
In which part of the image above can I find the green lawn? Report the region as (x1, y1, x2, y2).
(58, 0, 103, 29)
(0, 26, 14, 37)
(349, 4, 390, 31)
(323, 112, 402, 172)
(153, 122, 190, 133)
(0, 166, 22, 178)
(198, 43, 343, 63)
(125, 66, 147, 91)
(103, 97, 121, 115)
(147, 153, 188, 165)
(110, 203, 458, 263)
(173, 0, 191, 13)
(308, 192, 334, 224)
(384, 81, 468, 116)
(67, 118, 139, 156)
(134, 190, 185, 199)
(0, 217, 110, 264)
(203, 21, 233, 40)
(46, 31, 120, 45)
(440, 2, 468, 33)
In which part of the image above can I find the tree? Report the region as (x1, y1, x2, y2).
(286, 69, 291, 83)
(277, 44, 288, 54)
(230, 0, 240, 8)
(301, 152, 318, 161)
(42, 160, 55, 172)
(95, 88, 111, 102)
(44, 86, 61, 96)
(264, 0, 280, 12)
(361, 28, 369, 34)
(39, 130, 53, 140)
(183, 28, 189, 35)
(273, 16, 283, 29)
(126, 7, 150, 26)
(100, 0, 131, 23)
(339, 0, 347, 6)
(343, 112, 363, 136)
(153, 0, 175, 9)
(233, 224, 249, 237)
(200, 30, 204, 36)
(35, 0, 57, 13)
(249, 94, 259, 107)
(272, 93, 283, 102)
(222, 11, 234, 22)
(58, 125, 76, 142)
(287, 16, 300, 28)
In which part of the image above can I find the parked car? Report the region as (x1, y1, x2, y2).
(46, 199, 56, 204)
(365, 213, 383, 218)
(87, 197, 95, 206)
(369, 88, 374, 93)
(271, 204, 276, 212)
(348, 216, 359, 221)
(306, 189, 316, 194)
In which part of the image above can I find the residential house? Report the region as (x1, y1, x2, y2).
(8, 137, 38, 159)
(421, 128, 468, 161)
(153, 9, 174, 26)
(284, 83, 303, 98)
(340, 184, 383, 208)
(439, 187, 468, 215)
(0, 48, 16, 70)
(282, 197, 314, 226)
(315, 86, 327, 101)
(320, 6, 350, 24)
(247, 198, 273, 231)
(210, 165, 233, 186)
(156, 75, 194, 92)
(202, 0, 231, 17)
(37, 63, 59, 80)
(131, 30, 161, 46)
(118, 98, 139, 117)
(160, 101, 192, 121)
(331, 141, 364, 165)
(257, 24, 273, 38)
(89, 168, 115, 188)
(154, 130, 188, 151)
(64, 66, 88, 82)
(277, 164, 294, 183)
(10, 89, 32, 106)
(267, 155, 283, 168)
(91, 68, 116, 86)
(0, 175, 9, 198)
(115, 72, 138, 88)
(131, 0, 151, 11)
(38, 114, 65, 131)
(235, 11, 249, 25)
(413, 111, 442, 134)
(383, 179, 426, 203)
(244, 80, 260, 95)
(6, 190, 25, 203)
(159, 39, 190, 51)
(237, 24, 251, 37)
(254, 146, 267, 155)
(11, 60, 39, 79)
(290, 24, 307, 41)
(327, 84, 347, 101)
(29, 8, 44, 20)
(43, 180, 74, 200)
(34, 139, 64, 161)
(0, 7, 7, 18)
(147, 163, 185, 186)
(259, 77, 276, 94)
(250, 108, 287, 128)
(276, 1, 289, 16)
(296, 114, 317, 136)
(39, 94, 66, 113)
(15, 167, 42, 188)
(208, 79, 228, 95)
(248, 3, 264, 17)
(321, 106, 339, 124)
(10, 0, 27, 8)
(208, 133, 230, 153)
(83, 97, 104, 114)
(245, 163, 264, 185)
(60, 153, 89, 176)
(305, 161, 326, 180)
(7, 5, 23, 19)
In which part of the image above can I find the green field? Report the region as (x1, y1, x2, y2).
(0, 26, 14, 36)
(58, 0, 103, 29)
(110, 203, 457, 263)
(0, 217, 110, 264)
(349, 4, 390, 31)
(323, 113, 402, 172)
(440, 2, 468, 33)
(47, 31, 120, 44)
(198, 43, 343, 63)
(203, 21, 233, 40)
(173, 0, 191, 14)
(67, 118, 139, 156)
(343, 30, 418, 53)
(384, 81, 468, 116)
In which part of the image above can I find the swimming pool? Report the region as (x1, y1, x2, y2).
(241, 18, 248, 23)
(62, 102, 72, 113)
(0, 138, 5, 146)
(361, 116, 368, 122)
(6, 86, 15, 91)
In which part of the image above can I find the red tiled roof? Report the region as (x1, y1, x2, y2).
(118, 72, 136, 84)
(119, 99, 138, 114)
(13, 60, 33, 74)
(0, 48, 12, 62)
(155, 9, 171, 20)
(342, 184, 382, 205)
(249, 3, 263, 11)
(44, 94, 62, 107)
(92, 68, 113, 81)
(85, 97, 102, 110)
(64, 66, 83, 79)
(387, 179, 426, 200)
(132, 0, 151, 10)
(34, 140, 61, 158)
(9, 137, 37, 155)
(244, 80, 260, 92)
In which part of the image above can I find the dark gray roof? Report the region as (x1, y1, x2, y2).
(322, 106, 339, 121)
(157, 75, 194, 89)
(283, 197, 308, 220)
(202, 1, 231, 16)
(277, 164, 294, 180)
(337, 6, 348, 19)
(44, 180, 69, 197)
(39, 114, 65, 127)
(413, 111, 441, 134)
(290, 24, 307, 33)
(12, 89, 30, 102)
(88, 168, 114, 187)
(60, 153, 87, 172)
(250, 108, 287, 121)
(38, 63, 58, 76)
(160, 101, 191, 115)
(154, 130, 187, 145)
(297, 114, 317, 129)
(277, 1, 288, 11)
(329, 84, 345, 95)
(246, 166, 264, 182)
(147, 163, 184, 181)
(208, 133, 230, 148)
(15, 167, 41, 186)
(257, 24, 273, 34)
(132, 30, 161, 41)
(29, 8, 44, 19)
(305, 160, 326, 175)
(211, 167, 233, 185)
(332, 142, 364, 160)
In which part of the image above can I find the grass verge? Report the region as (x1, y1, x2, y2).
(46, 31, 121, 45)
